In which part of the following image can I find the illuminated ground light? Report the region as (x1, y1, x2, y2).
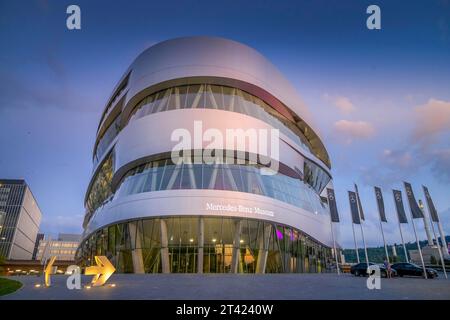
(85, 285, 91, 290)
(34, 284, 41, 288)
(109, 283, 116, 288)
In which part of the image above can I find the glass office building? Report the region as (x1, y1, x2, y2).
(76, 37, 336, 273)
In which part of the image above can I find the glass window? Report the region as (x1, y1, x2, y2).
(111, 154, 329, 218)
(93, 116, 120, 167)
(126, 85, 318, 156)
(85, 151, 114, 218)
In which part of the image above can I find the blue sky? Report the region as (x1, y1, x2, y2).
(0, 0, 449, 248)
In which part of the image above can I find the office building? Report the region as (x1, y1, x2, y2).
(0, 179, 42, 260)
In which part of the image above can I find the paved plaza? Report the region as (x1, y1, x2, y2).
(1, 273, 450, 300)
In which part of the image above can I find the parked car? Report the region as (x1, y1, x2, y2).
(391, 263, 438, 278)
(350, 262, 397, 278)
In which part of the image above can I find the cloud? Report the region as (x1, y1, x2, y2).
(430, 149, 450, 183)
(333, 120, 375, 144)
(360, 98, 450, 187)
(323, 94, 355, 113)
(382, 149, 413, 168)
(334, 96, 355, 113)
(413, 98, 450, 141)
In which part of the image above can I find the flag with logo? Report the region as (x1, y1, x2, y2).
(326, 188, 340, 223)
(423, 186, 439, 222)
(354, 184, 365, 220)
(393, 189, 408, 224)
(404, 182, 424, 219)
(374, 186, 387, 222)
(348, 191, 360, 224)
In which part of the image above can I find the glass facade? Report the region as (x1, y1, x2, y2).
(115, 156, 329, 216)
(0, 181, 26, 258)
(83, 82, 334, 274)
(76, 216, 333, 274)
(85, 151, 114, 225)
(82, 37, 337, 275)
(93, 115, 120, 168)
(303, 159, 331, 194)
(128, 84, 314, 153)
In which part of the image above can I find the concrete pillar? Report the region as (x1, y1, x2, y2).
(197, 217, 204, 274)
(160, 219, 170, 273)
(128, 222, 145, 274)
(423, 216, 434, 246)
(231, 220, 242, 273)
(256, 224, 271, 274)
(392, 245, 397, 258)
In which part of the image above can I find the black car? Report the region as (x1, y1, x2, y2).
(391, 263, 438, 278)
(350, 262, 397, 278)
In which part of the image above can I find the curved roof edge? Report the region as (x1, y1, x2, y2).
(97, 36, 330, 168)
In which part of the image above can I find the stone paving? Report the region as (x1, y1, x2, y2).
(1, 273, 450, 300)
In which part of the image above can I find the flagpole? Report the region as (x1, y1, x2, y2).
(429, 215, 448, 279)
(403, 182, 427, 279)
(329, 217, 340, 275)
(326, 188, 341, 275)
(355, 185, 369, 266)
(423, 186, 448, 255)
(351, 222, 360, 263)
(379, 219, 390, 263)
(393, 191, 409, 263)
(421, 200, 447, 279)
(375, 187, 389, 263)
(359, 216, 369, 267)
(398, 221, 409, 263)
(409, 215, 428, 279)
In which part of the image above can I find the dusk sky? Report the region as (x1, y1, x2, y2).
(1, 0, 449, 248)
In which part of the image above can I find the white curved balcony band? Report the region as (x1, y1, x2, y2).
(113, 108, 330, 181)
(92, 83, 331, 175)
(84, 108, 332, 227)
(82, 189, 334, 248)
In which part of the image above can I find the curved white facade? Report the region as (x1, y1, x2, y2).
(77, 37, 335, 274)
